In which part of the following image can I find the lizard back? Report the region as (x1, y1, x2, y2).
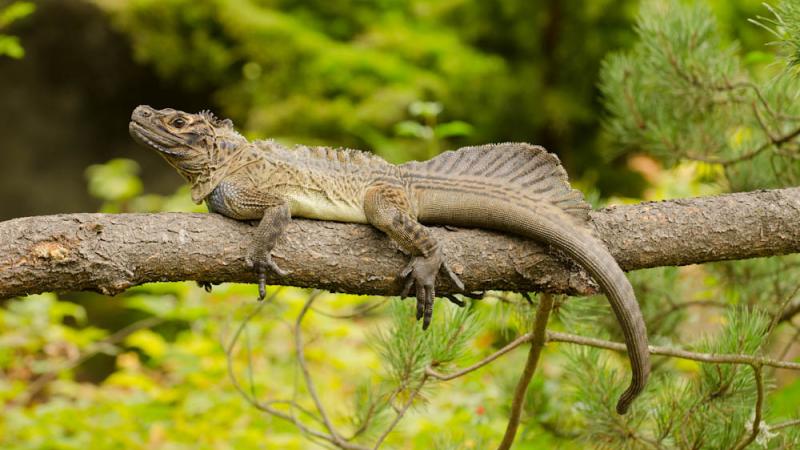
(253, 141, 401, 223)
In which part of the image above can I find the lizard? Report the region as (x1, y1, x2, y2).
(129, 105, 650, 414)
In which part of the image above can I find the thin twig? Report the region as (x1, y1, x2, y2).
(224, 290, 370, 450)
(547, 331, 800, 370)
(345, 396, 380, 442)
(734, 365, 765, 450)
(767, 284, 800, 336)
(431, 328, 800, 387)
(295, 290, 346, 445)
(310, 298, 388, 319)
(425, 332, 534, 381)
(779, 298, 800, 324)
(496, 293, 554, 450)
(372, 375, 428, 450)
(753, 101, 780, 143)
(771, 418, 800, 431)
(224, 288, 800, 449)
(649, 300, 729, 330)
(245, 322, 256, 400)
(680, 109, 800, 166)
(778, 325, 800, 361)
(261, 399, 327, 427)
(225, 295, 332, 439)
(661, 60, 800, 167)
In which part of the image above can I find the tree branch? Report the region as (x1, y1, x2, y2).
(497, 293, 554, 450)
(1, 188, 799, 299)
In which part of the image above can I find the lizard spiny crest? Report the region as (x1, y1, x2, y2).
(129, 105, 248, 203)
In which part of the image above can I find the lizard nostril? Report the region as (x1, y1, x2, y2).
(134, 106, 153, 118)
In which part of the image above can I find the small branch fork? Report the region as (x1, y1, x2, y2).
(228, 293, 800, 449)
(226, 292, 435, 450)
(657, 52, 800, 169)
(224, 290, 370, 450)
(429, 326, 800, 448)
(294, 291, 350, 447)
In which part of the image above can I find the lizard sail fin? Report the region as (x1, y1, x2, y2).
(401, 143, 591, 224)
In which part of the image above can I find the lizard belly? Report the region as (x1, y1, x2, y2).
(289, 193, 368, 223)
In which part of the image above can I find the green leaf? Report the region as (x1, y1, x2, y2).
(0, 35, 24, 59)
(125, 329, 167, 360)
(48, 300, 87, 325)
(125, 294, 177, 318)
(409, 101, 442, 119)
(84, 158, 143, 203)
(743, 50, 773, 66)
(0, 2, 35, 28)
(434, 121, 473, 139)
(394, 120, 432, 140)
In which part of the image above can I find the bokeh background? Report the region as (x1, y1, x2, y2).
(2, 0, 799, 449)
(0, 0, 657, 218)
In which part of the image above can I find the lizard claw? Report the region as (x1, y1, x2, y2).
(197, 281, 216, 292)
(248, 253, 289, 301)
(440, 262, 464, 291)
(443, 294, 466, 307)
(398, 250, 464, 329)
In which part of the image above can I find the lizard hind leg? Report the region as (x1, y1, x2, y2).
(364, 184, 464, 329)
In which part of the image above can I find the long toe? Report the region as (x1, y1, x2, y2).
(441, 263, 465, 291)
(258, 271, 267, 300)
(401, 275, 414, 298)
(415, 289, 425, 320)
(422, 289, 434, 329)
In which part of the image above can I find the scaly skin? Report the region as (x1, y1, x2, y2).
(129, 105, 650, 414)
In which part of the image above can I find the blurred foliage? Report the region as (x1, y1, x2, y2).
(751, 0, 800, 68)
(394, 100, 474, 159)
(99, 0, 509, 165)
(3, 0, 800, 448)
(95, 0, 646, 187)
(84, 158, 202, 213)
(0, 1, 34, 58)
(601, 0, 800, 191)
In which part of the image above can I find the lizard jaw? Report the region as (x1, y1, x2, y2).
(128, 121, 184, 157)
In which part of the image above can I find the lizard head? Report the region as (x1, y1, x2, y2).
(129, 105, 248, 203)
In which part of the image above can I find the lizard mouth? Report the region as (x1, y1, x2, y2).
(129, 121, 185, 157)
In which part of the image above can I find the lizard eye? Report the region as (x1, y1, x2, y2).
(171, 117, 187, 128)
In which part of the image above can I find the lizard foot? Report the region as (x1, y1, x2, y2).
(246, 253, 289, 300)
(399, 249, 464, 329)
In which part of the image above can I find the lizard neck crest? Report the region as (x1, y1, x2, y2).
(188, 139, 252, 204)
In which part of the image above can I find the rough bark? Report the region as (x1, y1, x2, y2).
(1, 188, 798, 299)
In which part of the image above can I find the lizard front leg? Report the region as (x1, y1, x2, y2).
(250, 199, 291, 300)
(364, 184, 464, 329)
(206, 179, 291, 300)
